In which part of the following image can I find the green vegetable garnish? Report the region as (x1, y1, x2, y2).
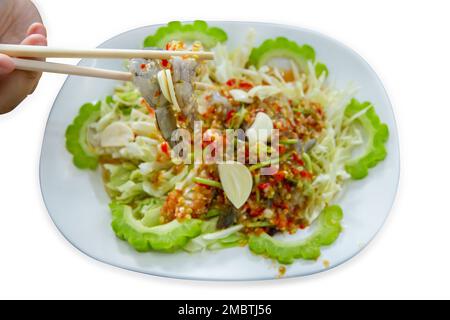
(193, 177, 223, 189)
(205, 208, 222, 218)
(315, 62, 329, 78)
(279, 139, 299, 145)
(246, 222, 274, 228)
(229, 106, 248, 129)
(249, 151, 294, 171)
(65, 102, 101, 170)
(110, 202, 202, 252)
(144, 20, 228, 49)
(248, 205, 343, 264)
(302, 153, 313, 172)
(344, 99, 389, 180)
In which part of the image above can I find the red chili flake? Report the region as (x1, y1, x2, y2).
(140, 63, 147, 70)
(141, 98, 155, 116)
(202, 140, 211, 149)
(278, 145, 286, 154)
(273, 171, 285, 182)
(275, 202, 288, 210)
(225, 110, 236, 123)
(206, 106, 216, 115)
(299, 223, 307, 230)
(273, 103, 282, 113)
(195, 182, 211, 189)
(177, 113, 187, 122)
(226, 79, 237, 87)
(300, 170, 313, 180)
(292, 153, 305, 166)
(160, 142, 170, 156)
(285, 183, 292, 192)
(161, 59, 169, 68)
(257, 182, 271, 191)
(249, 208, 264, 217)
(244, 146, 250, 159)
(239, 80, 253, 90)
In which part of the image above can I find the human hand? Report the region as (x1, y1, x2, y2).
(0, 0, 47, 114)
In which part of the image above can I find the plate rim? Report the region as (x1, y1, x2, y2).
(39, 20, 401, 281)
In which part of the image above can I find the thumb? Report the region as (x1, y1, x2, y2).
(0, 54, 15, 76)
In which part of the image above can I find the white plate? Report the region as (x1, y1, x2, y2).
(40, 22, 400, 281)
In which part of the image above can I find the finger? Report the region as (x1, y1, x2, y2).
(27, 23, 47, 37)
(12, 34, 48, 93)
(21, 34, 48, 47)
(21, 34, 47, 65)
(0, 70, 40, 114)
(0, 54, 15, 76)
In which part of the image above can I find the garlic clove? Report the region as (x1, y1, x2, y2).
(229, 89, 253, 103)
(165, 70, 181, 112)
(246, 112, 274, 143)
(100, 122, 134, 147)
(248, 85, 281, 100)
(218, 161, 253, 209)
(157, 70, 172, 103)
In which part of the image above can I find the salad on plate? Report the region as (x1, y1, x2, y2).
(66, 21, 389, 265)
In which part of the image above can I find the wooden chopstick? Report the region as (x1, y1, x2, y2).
(12, 58, 133, 81)
(0, 44, 215, 60)
(11, 59, 220, 84)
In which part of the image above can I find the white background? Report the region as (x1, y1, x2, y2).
(0, 0, 448, 299)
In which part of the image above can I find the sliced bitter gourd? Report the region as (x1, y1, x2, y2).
(65, 102, 101, 170)
(110, 202, 202, 252)
(144, 20, 228, 49)
(248, 36, 327, 77)
(344, 99, 389, 180)
(248, 205, 343, 264)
